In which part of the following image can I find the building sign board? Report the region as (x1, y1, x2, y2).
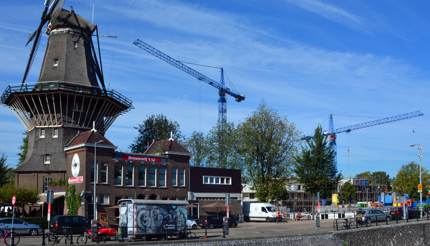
(68, 176, 84, 184)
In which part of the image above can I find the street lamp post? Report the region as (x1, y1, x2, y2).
(93, 139, 104, 221)
(410, 144, 423, 219)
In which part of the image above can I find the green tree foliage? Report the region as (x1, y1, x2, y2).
(355, 171, 390, 188)
(0, 185, 38, 207)
(186, 131, 209, 167)
(339, 182, 357, 204)
(237, 103, 299, 202)
(294, 126, 341, 199)
(18, 132, 29, 163)
(255, 179, 289, 202)
(130, 114, 182, 153)
(206, 123, 242, 169)
(392, 162, 430, 200)
(0, 154, 11, 186)
(65, 185, 81, 215)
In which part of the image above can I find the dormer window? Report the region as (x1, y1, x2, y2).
(39, 129, 46, 138)
(53, 58, 59, 67)
(52, 128, 58, 138)
(43, 154, 51, 165)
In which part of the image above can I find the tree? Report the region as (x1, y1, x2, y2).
(130, 114, 182, 153)
(18, 132, 29, 163)
(237, 103, 299, 202)
(65, 185, 81, 215)
(0, 154, 11, 187)
(0, 185, 38, 207)
(355, 171, 390, 188)
(392, 162, 430, 201)
(206, 123, 242, 169)
(371, 171, 391, 187)
(294, 126, 341, 199)
(186, 131, 209, 167)
(339, 182, 357, 205)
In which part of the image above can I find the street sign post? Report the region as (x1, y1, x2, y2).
(418, 183, 423, 193)
(11, 195, 16, 246)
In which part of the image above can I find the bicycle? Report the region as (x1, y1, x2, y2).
(0, 229, 20, 246)
(47, 231, 73, 245)
(76, 231, 107, 244)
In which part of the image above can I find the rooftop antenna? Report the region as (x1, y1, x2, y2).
(168, 131, 174, 141)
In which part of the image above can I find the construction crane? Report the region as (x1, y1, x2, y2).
(132, 39, 245, 126)
(302, 110, 424, 164)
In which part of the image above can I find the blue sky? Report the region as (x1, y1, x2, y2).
(0, 0, 429, 178)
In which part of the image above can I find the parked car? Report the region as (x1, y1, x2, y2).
(86, 225, 117, 241)
(388, 207, 421, 220)
(186, 219, 198, 230)
(50, 215, 90, 235)
(356, 209, 390, 224)
(0, 218, 40, 236)
(200, 214, 238, 229)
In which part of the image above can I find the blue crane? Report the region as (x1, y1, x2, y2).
(302, 110, 424, 164)
(132, 39, 245, 125)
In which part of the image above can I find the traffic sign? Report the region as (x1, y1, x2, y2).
(11, 195, 16, 206)
(418, 183, 423, 192)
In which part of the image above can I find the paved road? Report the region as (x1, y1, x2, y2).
(17, 220, 335, 245)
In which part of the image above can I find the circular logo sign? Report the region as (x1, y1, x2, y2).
(71, 154, 80, 177)
(11, 195, 16, 206)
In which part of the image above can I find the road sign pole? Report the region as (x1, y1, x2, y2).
(11, 195, 16, 246)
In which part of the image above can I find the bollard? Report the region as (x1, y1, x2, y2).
(375, 219, 378, 226)
(385, 217, 388, 225)
(204, 219, 208, 240)
(396, 216, 399, 224)
(335, 219, 338, 230)
(41, 228, 46, 246)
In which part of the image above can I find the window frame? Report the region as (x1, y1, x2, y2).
(39, 129, 46, 138)
(147, 166, 157, 187)
(171, 168, 178, 187)
(52, 128, 58, 138)
(43, 154, 51, 165)
(98, 163, 108, 184)
(124, 163, 134, 187)
(137, 166, 146, 187)
(158, 167, 167, 188)
(179, 169, 186, 187)
(202, 175, 232, 185)
(114, 164, 123, 186)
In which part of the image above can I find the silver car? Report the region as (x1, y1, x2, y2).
(0, 218, 40, 236)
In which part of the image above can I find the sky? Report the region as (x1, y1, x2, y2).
(0, 0, 429, 178)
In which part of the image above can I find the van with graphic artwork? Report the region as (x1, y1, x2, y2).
(118, 199, 188, 240)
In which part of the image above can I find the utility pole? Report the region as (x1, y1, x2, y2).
(410, 144, 423, 219)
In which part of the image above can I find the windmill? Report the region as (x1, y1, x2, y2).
(1, 0, 131, 190)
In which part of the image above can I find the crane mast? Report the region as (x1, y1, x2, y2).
(132, 39, 245, 126)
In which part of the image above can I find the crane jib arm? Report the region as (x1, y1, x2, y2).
(334, 110, 424, 134)
(133, 39, 245, 102)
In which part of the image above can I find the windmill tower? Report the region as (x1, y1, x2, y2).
(1, 1, 132, 192)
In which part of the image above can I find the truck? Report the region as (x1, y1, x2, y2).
(118, 199, 188, 240)
(243, 202, 278, 222)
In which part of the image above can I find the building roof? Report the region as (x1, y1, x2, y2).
(65, 130, 115, 151)
(144, 139, 190, 156)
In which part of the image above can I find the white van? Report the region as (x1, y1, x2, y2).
(243, 202, 278, 222)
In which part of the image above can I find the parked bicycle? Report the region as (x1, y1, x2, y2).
(0, 229, 20, 246)
(47, 230, 73, 245)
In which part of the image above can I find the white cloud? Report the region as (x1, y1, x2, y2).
(285, 0, 364, 30)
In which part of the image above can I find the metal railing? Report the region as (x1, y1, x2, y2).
(1, 82, 133, 109)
